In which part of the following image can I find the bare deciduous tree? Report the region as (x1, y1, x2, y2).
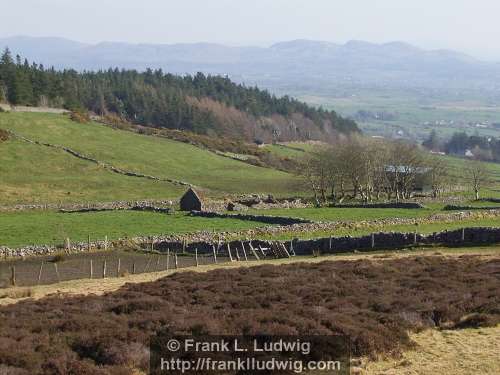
(466, 161, 488, 200)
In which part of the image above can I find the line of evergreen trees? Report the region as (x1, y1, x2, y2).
(0, 48, 358, 136)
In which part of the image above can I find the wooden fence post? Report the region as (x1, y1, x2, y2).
(227, 243, 234, 262)
(290, 240, 296, 256)
(195, 249, 199, 267)
(88, 234, 91, 251)
(155, 255, 160, 271)
(10, 266, 15, 286)
(102, 260, 107, 278)
(462, 228, 465, 242)
(132, 262, 136, 274)
(166, 249, 170, 270)
(37, 261, 44, 285)
(212, 245, 218, 263)
(414, 231, 418, 245)
(65, 237, 71, 251)
(371, 233, 375, 249)
(249, 243, 260, 260)
(54, 263, 60, 282)
(329, 236, 332, 251)
(90, 259, 93, 279)
(117, 258, 121, 276)
(241, 242, 248, 261)
(174, 253, 178, 269)
(105, 236, 108, 251)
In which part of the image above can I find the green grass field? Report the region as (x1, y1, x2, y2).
(4, 204, 499, 248)
(247, 206, 443, 221)
(298, 90, 500, 142)
(0, 210, 268, 248)
(0, 112, 300, 204)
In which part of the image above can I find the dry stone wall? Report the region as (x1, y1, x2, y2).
(5, 129, 191, 187)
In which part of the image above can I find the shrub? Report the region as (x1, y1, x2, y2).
(69, 111, 90, 123)
(0, 129, 9, 142)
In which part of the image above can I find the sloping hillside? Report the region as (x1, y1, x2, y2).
(0, 112, 301, 205)
(0, 50, 359, 143)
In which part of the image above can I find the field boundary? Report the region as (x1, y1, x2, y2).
(5, 129, 192, 187)
(1, 227, 499, 288)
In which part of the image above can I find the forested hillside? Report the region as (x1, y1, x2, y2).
(0, 48, 358, 142)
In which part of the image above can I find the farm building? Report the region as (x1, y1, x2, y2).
(180, 188, 203, 211)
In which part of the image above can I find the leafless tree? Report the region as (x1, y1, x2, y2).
(466, 161, 488, 200)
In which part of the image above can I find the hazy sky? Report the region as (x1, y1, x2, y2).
(3, 0, 500, 60)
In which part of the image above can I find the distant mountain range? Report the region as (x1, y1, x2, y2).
(2, 36, 500, 95)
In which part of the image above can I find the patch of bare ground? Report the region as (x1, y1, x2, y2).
(364, 326, 500, 375)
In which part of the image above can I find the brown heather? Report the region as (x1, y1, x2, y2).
(0, 255, 498, 374)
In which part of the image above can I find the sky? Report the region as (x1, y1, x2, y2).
(3, 0, 500, 60)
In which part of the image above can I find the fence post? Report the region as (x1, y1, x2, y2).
(105, 236, 108, 251)
(212, 245, 218, 263)
(10, 266, 15, 286)
(90, 259, 93, 279)
(371, 233, 375, 249)
(102, 260, 107, 278)
(329, 236, 332, 251)
(462, 228, 465, 242)
(132, 262, 136, 274)
(227, 243, 234, 262)
(174, 253, 178, 269)
(65, 237, 71, 251)
(195, 249, 199, 267)
(117, 258, 121, 276)
(166, 249, 170, 270)
(414, 231, 417, 245)
(88, 234, 91, 251)
(54, 263, 60, 282)
(37, 261, 44, 285)
(155, 255, 160, 271)
(241, 242, 248, 261)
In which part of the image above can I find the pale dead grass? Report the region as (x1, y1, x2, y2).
(0, 246, 498, 306)
(364, 326, 500, 375)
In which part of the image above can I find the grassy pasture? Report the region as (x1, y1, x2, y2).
(247, 206, 443, 221)
(0, 138, 184, 205)
(0, 210, 268, 248)
(0, 112, 300, 203)
(2, 205, 500, 248)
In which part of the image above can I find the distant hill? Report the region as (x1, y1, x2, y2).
(1, 36, 500, 95)
(0, 48, 358, 142)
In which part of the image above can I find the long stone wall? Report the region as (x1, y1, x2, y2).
(5, 129, 191, 187)
(189, 210, 313, 225)
(331, 202, 425, 209)
(2, 227, 499, 259)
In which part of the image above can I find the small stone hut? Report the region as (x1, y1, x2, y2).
(179, 188, 203, 211)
